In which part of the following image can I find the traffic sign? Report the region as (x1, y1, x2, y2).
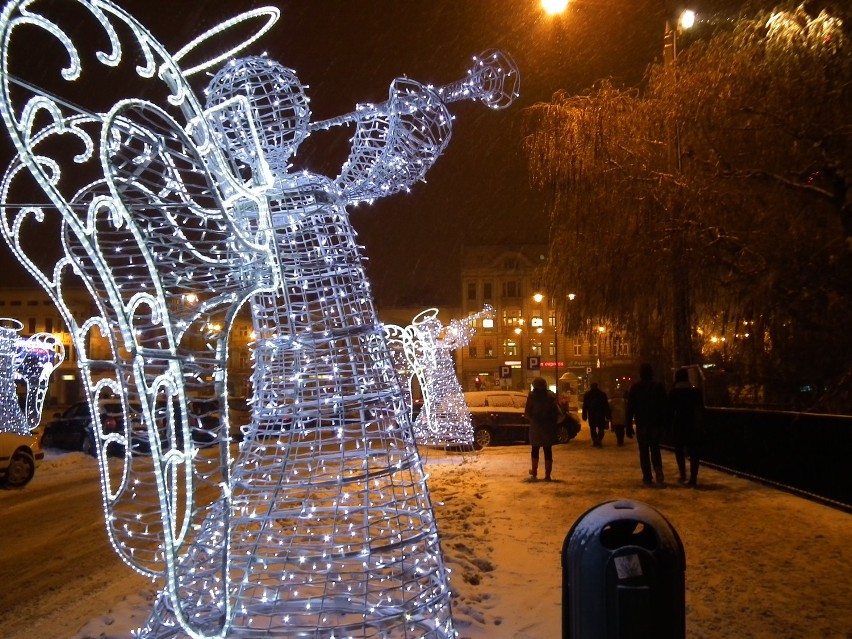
(499, 365, 512, 379)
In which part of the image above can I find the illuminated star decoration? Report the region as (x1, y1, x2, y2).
(0, 1, 518, 637)
(406, 306, 493, 448)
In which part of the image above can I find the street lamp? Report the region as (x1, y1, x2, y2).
(596, 325, 605, 369)
(532, 292, 558, 392)
(664, 8, 696, 67)
(513, 324, 525, 391)
(541, 0, 569, 15)
(664, 7, 697, 367)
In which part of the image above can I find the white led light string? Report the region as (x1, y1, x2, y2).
(0, 1, 518, 637)
(12, 330, 65, 433)
(403, 306, 493, 449)
(0, 318, 25, 433)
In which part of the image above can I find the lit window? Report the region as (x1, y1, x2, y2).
(484, 340, 494, 358)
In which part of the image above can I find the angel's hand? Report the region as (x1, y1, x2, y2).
(436, 49, 520, 110)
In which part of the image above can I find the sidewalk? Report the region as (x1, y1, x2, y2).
(422, 425, 852, 639)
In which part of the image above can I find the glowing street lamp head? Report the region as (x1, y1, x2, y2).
(541, 0, 569, 15)
(680, 9, 696, 30)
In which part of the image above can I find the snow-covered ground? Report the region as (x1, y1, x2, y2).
(2, 427, 851, 638)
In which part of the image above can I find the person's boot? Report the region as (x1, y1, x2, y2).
(654, 466, 665, 485)
(529, 458, 538, 481)
(544, 460, 553, 481)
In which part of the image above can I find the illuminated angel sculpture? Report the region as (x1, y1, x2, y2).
(406, 306, 493, 448)
(383, 323, 418, 421)
(0, 1, 518, 637)
(0, 318, 65, 435)
(0, 318, 26, 434)
(14, 330, 66, 434)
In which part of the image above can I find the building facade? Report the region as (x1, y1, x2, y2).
(457, 245, 636, 398)
(1, 244, 637, 412)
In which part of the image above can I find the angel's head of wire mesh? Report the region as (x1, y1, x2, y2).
(204, 56, 311, 171)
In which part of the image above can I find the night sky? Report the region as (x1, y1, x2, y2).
(0, 0, 750, 306)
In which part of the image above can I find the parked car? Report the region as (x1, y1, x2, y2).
(0, 430, 44, 488)
(463, 390, 580, 449)
(189, 397, 252, 443)
(42, 399, 139, 456)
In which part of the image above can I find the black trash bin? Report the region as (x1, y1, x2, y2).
(562, 499, 685, 639)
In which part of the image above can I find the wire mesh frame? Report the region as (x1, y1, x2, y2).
(0, 1, 518, 636)
(405, 307, 494, 449)
(0, 320, 61, 436)
(13, 331, 66, 433)
(0, 318, 25, 434)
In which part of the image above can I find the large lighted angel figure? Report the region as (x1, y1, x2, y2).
(0, 1, 518, 637)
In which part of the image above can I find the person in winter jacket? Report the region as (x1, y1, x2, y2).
(524, 377, 560, 481)
(582, 382, 611, 447)
(608, 393, 627, 446)
(625, 363, 669, 485)
(669, 367, 705, 486)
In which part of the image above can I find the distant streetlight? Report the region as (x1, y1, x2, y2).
(532, 292, 560, 391)
(541, 0, 569, 15)
(664, 8, 696, 66)
(513, 325, 525, 390)
(596, 325, 605, 369)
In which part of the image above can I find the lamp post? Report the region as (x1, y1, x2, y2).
(532, 292, 563, 392)
(664, 8, 697, 368)
(663, 9, 695, 67)
(513, 325, 525, 391)
(596, 325, 605, 370)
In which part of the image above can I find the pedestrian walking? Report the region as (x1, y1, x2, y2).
(524, 377, 560, 481)
(625, 363, 669, 485)
(608, 393, 627, 446)
(669, 367, 705, 486)
(582, 381, 611, 447)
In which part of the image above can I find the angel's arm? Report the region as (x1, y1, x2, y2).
(332, 78, 452, 203)
(324, 50, 519, 204)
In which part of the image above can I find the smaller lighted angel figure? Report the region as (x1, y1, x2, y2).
(388, 306, 493, 448)
(0, 318, 64, 435)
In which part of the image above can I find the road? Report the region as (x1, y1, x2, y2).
(0, 452, 150, 639)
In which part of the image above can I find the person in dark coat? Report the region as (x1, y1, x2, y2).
(582, 381, 611, 447)
(625, 363, 669, 485)
(669, 367, 705, 486)
(524, 377, 560, 481)
(608, 393, 627, 446)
